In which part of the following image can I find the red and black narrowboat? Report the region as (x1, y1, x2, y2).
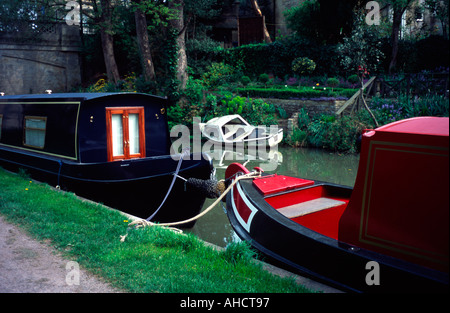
(0, 92, 214, 226)
(225, 117, 449, 292)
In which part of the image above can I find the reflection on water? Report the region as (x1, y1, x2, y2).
(186, 146, 360, 247)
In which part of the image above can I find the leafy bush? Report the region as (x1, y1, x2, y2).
(289, 128, 308, 147)
(292, 57, 316, 75)
(241, 75, 251, 86)
(306, 113, 370, 152)
(218, 95, 278, 126)
(402, 94, 449, 117)
(259, 73, 270, 84)
(347, 74, 359, 84)
(297, 108, 310, 130)
(186, 37, 224, 78)
(289, 92, 449, 153)
(201, 62, 235, 88)
(326, 77, 340, 90)
(369, 94, 449, 123)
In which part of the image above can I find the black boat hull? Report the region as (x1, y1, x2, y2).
(226, 178, 449, 293)
(0, 147, 213, 227)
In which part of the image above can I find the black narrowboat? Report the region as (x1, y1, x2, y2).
(0, 92, 214, 226)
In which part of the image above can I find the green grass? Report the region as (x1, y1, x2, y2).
(0, 167, 314, 293)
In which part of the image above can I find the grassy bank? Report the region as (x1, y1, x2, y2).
(0, 167, 313, 293)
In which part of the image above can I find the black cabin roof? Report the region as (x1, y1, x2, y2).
(0, 92, 166, 102)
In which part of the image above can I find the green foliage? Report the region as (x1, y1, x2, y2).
(306, 114, 368, 153)
(236, 87, 357, 99)
(347, 74, 359, 84)
(284, 0, 322, 43)
(297, 108, 310, 130)
(288, 91, 449, 153)
(186, 37, 224, 78)
(284, 0, 356, 45)
(326, 77, 340, 88)
(218, 95, 278, 126)
(201, 62, 235, 88)
(369, 94, 449, 125)
(288, 128, 308, 147)
(164, 28, 181, 103)
(337, 11, 385, 76)
(259, 73, 270, 84)
(405, 94, 449, 117)
(241, 75, 251, 86)
(292, 57, 316, 75)
(131, 0, 177, 30)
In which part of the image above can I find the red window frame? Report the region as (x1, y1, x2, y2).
(106, 107, 146, 162)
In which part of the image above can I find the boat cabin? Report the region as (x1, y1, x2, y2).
(0, 93, 170, 164)
(339, 117, 449, 273)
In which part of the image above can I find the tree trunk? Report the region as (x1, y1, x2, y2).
(169, 0, 188, 90)
(388, 7, 403, 74)
(99, 0, 120, 83)
(249, 0, 272, 43)
(134, 7, 155, 81)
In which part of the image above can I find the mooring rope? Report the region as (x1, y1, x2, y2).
(145, 148, 190, 222)
(120, 169, 262, 242)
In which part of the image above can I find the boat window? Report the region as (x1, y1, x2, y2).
(106, 107, 145, 162)
(227, 118, 245, 125)
(128, 113, 140, 155)
(111, 114, 124, 157)
(24, 116, 47, 149)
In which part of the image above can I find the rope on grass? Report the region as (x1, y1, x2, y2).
(119, 170, 262, 242)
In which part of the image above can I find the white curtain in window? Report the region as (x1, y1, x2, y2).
(25, 117, 46, 148)
(111, 114, 123, 156)
(128, 113, 140, 154)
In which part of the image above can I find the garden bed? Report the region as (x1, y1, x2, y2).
(236, 86, 357, 100)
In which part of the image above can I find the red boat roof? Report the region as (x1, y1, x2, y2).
(375, 117, 449, 137)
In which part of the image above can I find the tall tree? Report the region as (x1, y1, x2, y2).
(249, 0, 272, 43)
(90, 0, 120, 83)
(385, 0, 414, 73)
(133, 1, 156, 81)
(169, 0, 188, 89)
(284, 0, 358, 44)
(422, 0, 449, 40)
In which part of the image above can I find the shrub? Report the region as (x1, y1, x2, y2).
(326, 77, 340, 90)
(297, 108, 310, 130)
(306, 114, 367, 152)
(289, 128, 308, 147)
(259, 73, 270, 84)
(218, 95, 277, 126)
(201, 62, 235, 88)
(291, 57, 316, 75)
(241, 75, 251, 86)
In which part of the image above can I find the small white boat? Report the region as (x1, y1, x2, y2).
(199, 115, 283, 147)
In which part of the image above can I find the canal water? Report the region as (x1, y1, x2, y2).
(186, 146, 360, 247)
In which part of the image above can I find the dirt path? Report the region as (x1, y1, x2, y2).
(0, 215, 122, 293)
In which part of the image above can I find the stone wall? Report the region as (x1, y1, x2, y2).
(262, 97, 350, 117)
(260, 97, 352, 139)
(0, 23, 81, 95)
